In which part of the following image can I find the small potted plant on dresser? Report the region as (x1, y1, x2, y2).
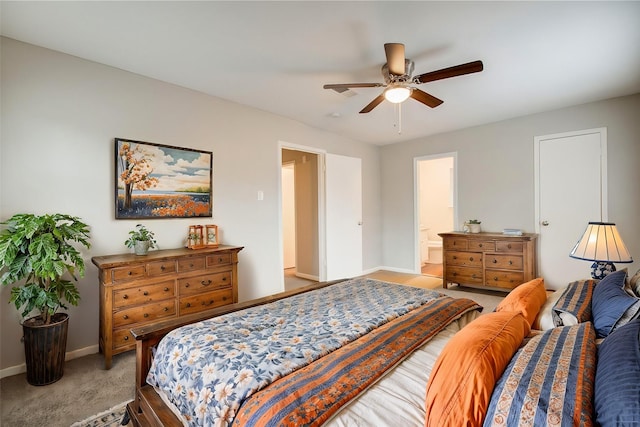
(124, 224, 157, 255)
(0, 213, 91, 385)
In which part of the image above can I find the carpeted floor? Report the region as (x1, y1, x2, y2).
(1, 270, 504, 426)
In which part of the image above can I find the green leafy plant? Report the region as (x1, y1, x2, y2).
(124, 224, 157, 249)
(0, 213, 91, 324)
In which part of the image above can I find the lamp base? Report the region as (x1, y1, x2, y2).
(590, 261, 616, 280)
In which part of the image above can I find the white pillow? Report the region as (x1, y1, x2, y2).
(533, 284, 568, 330)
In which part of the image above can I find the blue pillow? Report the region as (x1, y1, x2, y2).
(595, 319, 640, 426)
(592, 270, 640, 338)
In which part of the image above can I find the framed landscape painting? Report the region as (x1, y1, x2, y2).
(115, 138, 213, 219)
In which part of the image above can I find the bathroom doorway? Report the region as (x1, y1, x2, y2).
(415, 154, 456, 277)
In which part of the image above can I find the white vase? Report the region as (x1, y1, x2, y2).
(133, 240, 150, 255)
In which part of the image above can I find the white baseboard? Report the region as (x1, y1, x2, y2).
(295, 271, 319, 281)
(374, 265, 419, 274)
(0, 344, 99, 379)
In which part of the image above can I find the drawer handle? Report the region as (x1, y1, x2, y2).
(124, 336, 129, 341)
(122, 294, 128, 300)
(144, 313, 149, 318)
(143, 291, 149, 296)
(164, 287, 169, 292)
(123, 315, 129, 320)
(201, 280, 212, 286)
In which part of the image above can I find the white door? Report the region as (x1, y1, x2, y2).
(535, 128, 607, 289)
(325, 154, 363, 280)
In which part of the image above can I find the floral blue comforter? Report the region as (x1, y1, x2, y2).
(146, 278, 443, 426)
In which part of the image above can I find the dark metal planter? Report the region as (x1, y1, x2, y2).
(22, 313, 69, 386)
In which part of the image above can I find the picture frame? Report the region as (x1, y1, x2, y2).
(115, 138, 212, 219)
(206, 224, 219, 247)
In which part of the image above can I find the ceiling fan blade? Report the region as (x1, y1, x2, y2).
(359, 94, 385, 114)
(323, 83, 385, 93)
(410, 89, 444, 108)
(384, 43, 406, 76)
(414, 60, 484, 84)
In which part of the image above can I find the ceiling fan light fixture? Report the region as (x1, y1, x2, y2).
(384, 85, 412, 104)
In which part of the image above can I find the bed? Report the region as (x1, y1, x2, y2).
(125, 278, 482, 426)
(126, 272, 632, 426)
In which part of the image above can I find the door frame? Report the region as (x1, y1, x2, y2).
(534, 127, 608, 234)
(413, 152, 458, 273)
(278, 141, 327, 287)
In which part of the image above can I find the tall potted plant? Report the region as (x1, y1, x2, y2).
(0, 213, 91, 385)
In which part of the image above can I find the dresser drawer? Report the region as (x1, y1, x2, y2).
(486, 254, 523, 270)
(113, 301, 176, 328)
(113, 281, 175, 309)
(207, 253, 232, 267)
(446, 267, 483, 285)
(178, 272, 231, 296)
(468, 240, 495, 251)
(179, 288, 233, 315)
(495, 241, 524, 253)
(178, 256, 206, 272)
(443, 238, 469, 251)
(485, 270, 524, 289)
(112, 265, 146, 283)
(446, 251, 483, 268)
(146, 260, 176, 276)
(113, 328, 135, 350)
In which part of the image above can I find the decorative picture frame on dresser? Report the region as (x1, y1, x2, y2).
(115, 138, 213, 219)
(206, 224, 219, 247)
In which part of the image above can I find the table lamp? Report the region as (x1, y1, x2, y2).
(570, 222, 633, 279)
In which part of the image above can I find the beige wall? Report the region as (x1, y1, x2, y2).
(0, 38, 382, 371)
(380, 94, 640, 281)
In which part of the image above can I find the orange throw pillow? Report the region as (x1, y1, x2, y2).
(425, 311, 530, 427)
(496, 277, 547, 328)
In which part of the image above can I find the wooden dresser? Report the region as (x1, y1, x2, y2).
(92, 245, 243, 369)
(438, 232, 537, 291)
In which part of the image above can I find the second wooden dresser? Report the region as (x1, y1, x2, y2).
(438, 232, 537, 291)
(92, 245, 243, 369)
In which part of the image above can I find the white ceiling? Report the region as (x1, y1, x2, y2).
(2, 1, 639, 145)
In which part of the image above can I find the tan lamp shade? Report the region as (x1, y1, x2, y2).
(570, 222, 633, 263)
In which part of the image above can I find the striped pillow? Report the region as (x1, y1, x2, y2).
(484, 322, 596, 426)
(552, 279, 596, 326)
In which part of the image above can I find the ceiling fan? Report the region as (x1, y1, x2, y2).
(323, 43, 483, 114)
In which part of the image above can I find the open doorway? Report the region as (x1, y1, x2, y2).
(415, 154, 456, 277)
(281, 149, 320, 291)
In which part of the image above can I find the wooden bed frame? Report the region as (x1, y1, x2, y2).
(126, 280, 342, 426)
